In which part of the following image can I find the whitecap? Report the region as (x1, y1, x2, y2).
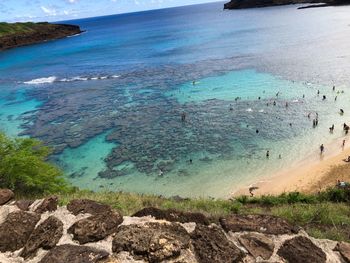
(246, 108, 253, 112)
(292, 99, 299, 103)
(258, 109, 264, 113)
(24, 76, 57, 85)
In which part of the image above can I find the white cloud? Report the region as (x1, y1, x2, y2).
(41, 6, 57, 16)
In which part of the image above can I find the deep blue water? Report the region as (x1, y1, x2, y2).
(1, 2, 350, 197)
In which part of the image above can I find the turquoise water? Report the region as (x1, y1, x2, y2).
(1, 3, 350, 197)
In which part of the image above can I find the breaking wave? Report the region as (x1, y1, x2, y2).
(24, 74, 120, 85)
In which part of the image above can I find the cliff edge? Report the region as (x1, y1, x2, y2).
(0, 22, 83, 51)
(224, 0, 350, 9)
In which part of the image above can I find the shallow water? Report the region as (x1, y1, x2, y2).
(0, 2, 350, 197)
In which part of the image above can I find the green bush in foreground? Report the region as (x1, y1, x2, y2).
(0, 132, 70, 195)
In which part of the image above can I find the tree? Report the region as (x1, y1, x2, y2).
(0, 132, 70, 195)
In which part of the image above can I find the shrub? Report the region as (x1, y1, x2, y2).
(0, 132, 70, 195)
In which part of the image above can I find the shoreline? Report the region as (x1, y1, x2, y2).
(233, 135, 350, 197)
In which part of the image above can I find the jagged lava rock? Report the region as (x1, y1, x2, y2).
(34, 196, 58, 213)
(190, 224, 244, 263)
(133, 207, 209, 225)
(15, 199, 34, 211)
(0, 189, 14, 205)
(112, 222, 190, 262)
(0, 211, 40, 252)
(238, 233, 274, 260)
(220, 214, 297, 235)
(277, 236, 326, 263)
(39, 244, 109, 263)
(335, 242, 350, 263)
(67, 199, 112, 215)
(68, 211, 123, 244)
(21, 216, 63, 258)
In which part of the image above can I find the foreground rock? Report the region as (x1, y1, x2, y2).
(67, 199, 112, 215)
(68, 211, 123, 244)
(277, 236, 327, 263)
(0, 189, 14, 205)
(0, 22, 83, 51)
(21, 216, 63, 258)
(15, 199, 34, 211)
(335, 242, 350, 263)
(191, 224, 244, 263)
(220, 214, 297, 235)
(133, 207, 209, 225)
(34, 196, 58, 213)
(112, 222, 190, 262)
(39, 244, 109, 263)
(238, 233, 274, 260)
(0, 211, 40, 252)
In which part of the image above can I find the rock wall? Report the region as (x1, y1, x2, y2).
(0, 23, 82, 51)
(0, 189, 349, 263)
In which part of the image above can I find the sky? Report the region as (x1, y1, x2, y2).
(0, 0, 218, 22)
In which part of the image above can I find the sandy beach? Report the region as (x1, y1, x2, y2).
(234, 136, 350, 197)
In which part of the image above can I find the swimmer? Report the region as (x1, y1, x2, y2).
(322, 95, 326, 100)
(273, 101, 276, 106)
(340, 109, 344, 115)
(333, 85, 335, 91)
(256, 129, 259, 134)
(335, 96, 337, 101)
(266, 150, 270, 158)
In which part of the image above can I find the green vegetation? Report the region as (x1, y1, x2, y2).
(2, 132, 349, 242)
(0, 22, 49, 37)
(0, 132, 70, 195)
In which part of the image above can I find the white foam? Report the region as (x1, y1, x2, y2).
(246, 108, 253, 112)
(24, 74, 120, 85)
(24, 76, 57, 85)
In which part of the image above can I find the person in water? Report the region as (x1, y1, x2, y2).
(333, 85, 336, 91)
(335, 96, 338, 101)
(329, 124, 335, 133)
(266, 150, 270, 158)
(343, 140, 346, 148)
(322, 95, 326, 100)
(320, 144, 325, 154)
(181, 112, 186, 122)
(340, 109, 344, 115)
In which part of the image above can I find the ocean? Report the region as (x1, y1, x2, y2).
(1, 2, 350, 198)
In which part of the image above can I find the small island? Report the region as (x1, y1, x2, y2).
(224, 0, 350, 9)
(0, 22, 83, 51)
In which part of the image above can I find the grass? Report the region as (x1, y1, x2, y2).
(21, 187, 347, 242)
(0, 22, 51, 37)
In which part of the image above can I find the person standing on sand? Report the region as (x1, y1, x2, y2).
(320, 144, 324, 155)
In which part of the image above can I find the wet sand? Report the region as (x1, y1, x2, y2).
(234, 136, 350, 197)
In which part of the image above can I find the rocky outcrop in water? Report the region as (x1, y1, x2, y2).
(223, 0, 350, 9)
(0, 189, 349, 263)
(0, 22, 82, 51)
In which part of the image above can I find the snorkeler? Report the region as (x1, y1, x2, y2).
(181, 112, 186, 122)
